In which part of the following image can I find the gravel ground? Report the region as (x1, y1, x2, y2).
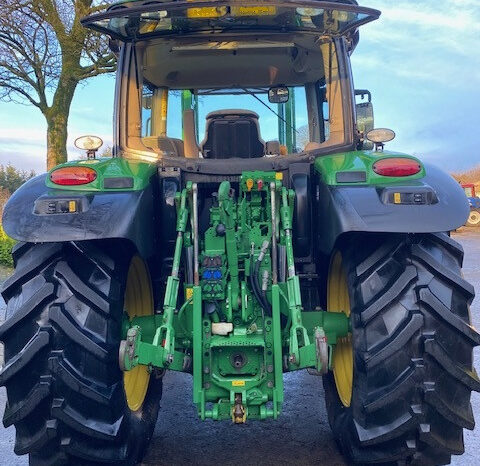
(0, 230, 479, 465)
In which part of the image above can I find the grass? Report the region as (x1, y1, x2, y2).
(0, 225, 15, 267)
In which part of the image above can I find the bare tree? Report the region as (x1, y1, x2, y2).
(0, 0, 115, 169)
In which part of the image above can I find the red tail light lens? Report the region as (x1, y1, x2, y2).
(50, 167, 97, 185)
(373, 158, 422, 177)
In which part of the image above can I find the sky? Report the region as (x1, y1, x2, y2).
(0, 0, 479, 173)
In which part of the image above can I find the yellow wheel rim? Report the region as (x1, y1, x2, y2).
(327, 251, 353, 407)
(123, 256, 153, 412)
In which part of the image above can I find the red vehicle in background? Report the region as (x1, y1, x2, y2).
(462, 183, 480, 227)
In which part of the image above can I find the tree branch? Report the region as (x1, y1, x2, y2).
(0, 81, 43, 109)
(0, 0, 118, 164)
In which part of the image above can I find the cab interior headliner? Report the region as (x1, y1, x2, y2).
(142, 33, 327, 89)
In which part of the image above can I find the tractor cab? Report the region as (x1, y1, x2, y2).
(462, 183, 477, 199)
(83, 0, 380, 164)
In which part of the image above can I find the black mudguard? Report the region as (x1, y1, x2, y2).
(2, 174, 156, 258)
(316, 163, 469, 255)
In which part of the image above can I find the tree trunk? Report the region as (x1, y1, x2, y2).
(45, 76, 78, 170)
(46, 113, 69, 169)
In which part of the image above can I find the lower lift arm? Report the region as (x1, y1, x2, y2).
(152, 183, 191, 366)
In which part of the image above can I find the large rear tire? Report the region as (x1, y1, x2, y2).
(324, 233, 480, 465)
(0, 241, 162, 465)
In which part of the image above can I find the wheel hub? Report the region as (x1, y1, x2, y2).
(327, 251, 353, 407)
(123, 256, 154, 412)
(468, 211, 480, 225)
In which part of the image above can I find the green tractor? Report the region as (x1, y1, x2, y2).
(1, 1, 479, 465)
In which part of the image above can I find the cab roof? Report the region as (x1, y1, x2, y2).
(82, 0, 380, 47)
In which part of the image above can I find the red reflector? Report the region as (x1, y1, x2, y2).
(373, 158, 421, 177)
(50, 167, 97, 185)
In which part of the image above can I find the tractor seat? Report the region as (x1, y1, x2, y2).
(201, 109, 265, 159)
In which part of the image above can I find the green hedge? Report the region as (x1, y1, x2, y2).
(0, 225, 15, 267)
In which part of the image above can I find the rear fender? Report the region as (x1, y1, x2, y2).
(2, 174, 156, 258)
(315, 162, 469, 255)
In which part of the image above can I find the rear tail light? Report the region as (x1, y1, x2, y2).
(50, 167, 97, 185)
(373, 158, 422, 177)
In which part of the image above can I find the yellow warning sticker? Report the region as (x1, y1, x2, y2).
(275, 172, 283, 180)
(185, 287, 193, 300)
(186, 0, 227, 19)
(231, 6, 276, 17)
(232, 380, 246, 387)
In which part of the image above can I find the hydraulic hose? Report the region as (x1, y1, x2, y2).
(261, 269, 271, 316)
(254, 260, 272, 316)
(249, 258, 263, 313)
(251, 242, 272, 317)
(177, 297, 193, 335)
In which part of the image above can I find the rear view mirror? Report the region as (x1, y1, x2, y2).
(142, 93, 152, 109)
(355, 89, 374, 150)
(268, 86, 289, 104)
